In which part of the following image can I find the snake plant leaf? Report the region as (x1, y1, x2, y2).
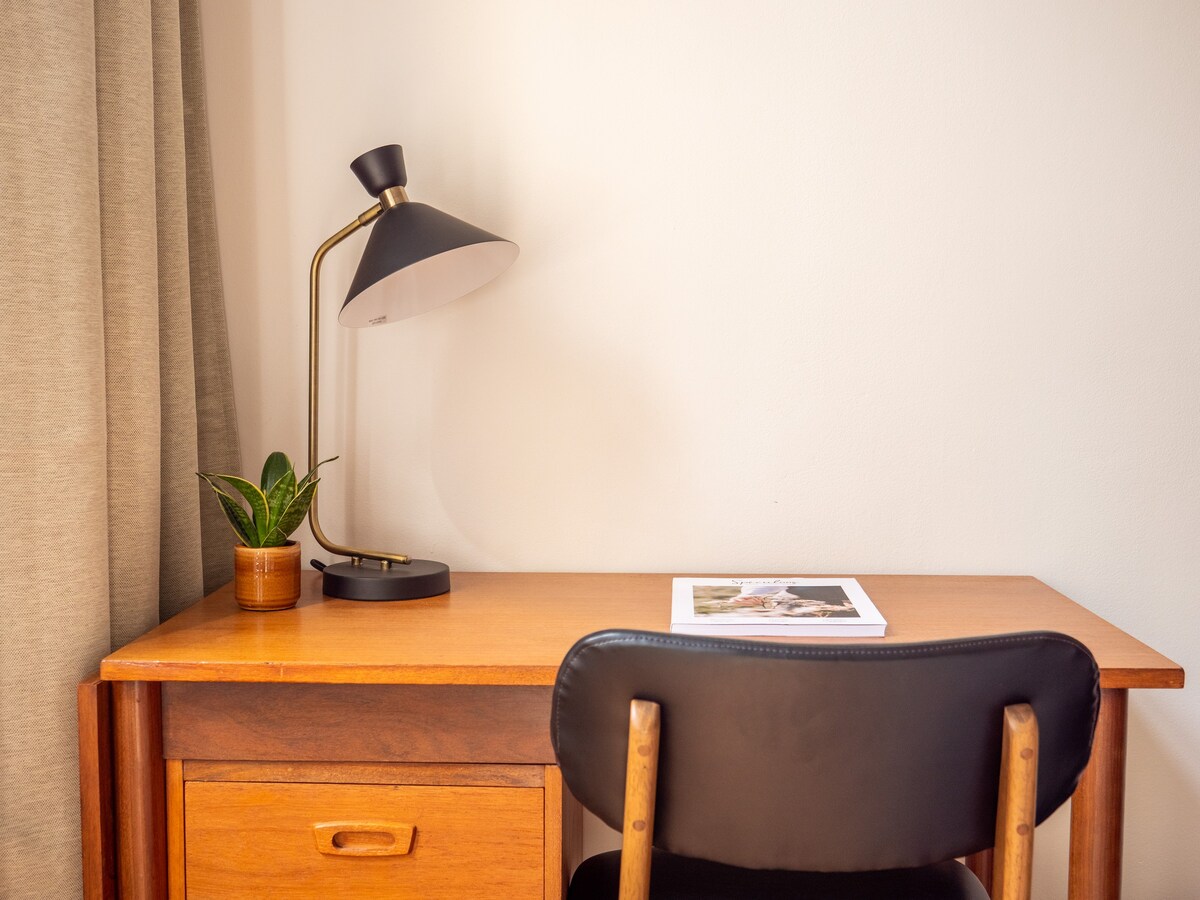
(260, 451, 293, 494)
(265, 468, 297, 532)
(206, 484, 257, 546)
(261, 528, 289, 548)
(216, 492, 257, 546)
(296, 455, 338, 496)
(263, 478, 320, 547)
(200, 473, 270, 544)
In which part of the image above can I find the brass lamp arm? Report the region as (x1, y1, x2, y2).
(307, 202, 412, 567)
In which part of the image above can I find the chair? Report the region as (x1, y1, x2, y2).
(551, 630, 1099, 900)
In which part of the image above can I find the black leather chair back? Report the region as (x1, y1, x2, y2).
(552, 630, 1099, 872)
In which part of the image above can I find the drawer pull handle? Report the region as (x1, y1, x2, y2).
(313, 822, 416, 857)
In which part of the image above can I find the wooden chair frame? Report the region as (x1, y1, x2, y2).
(616, 698, 1039, 900)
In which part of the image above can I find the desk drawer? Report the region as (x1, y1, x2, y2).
(184, 781, 544, 899)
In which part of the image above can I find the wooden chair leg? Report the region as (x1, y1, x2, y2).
(618, 699, 661, 900)
(993, 703, 1039, 900)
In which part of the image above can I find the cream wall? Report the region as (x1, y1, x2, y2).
(198, 2, 1199, 895)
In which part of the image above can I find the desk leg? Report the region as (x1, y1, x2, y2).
(78, 676, 116, 900)
(965, 848, 993, 896)
(1069, 687, 1128, 900)
(113, 681, 167, 899)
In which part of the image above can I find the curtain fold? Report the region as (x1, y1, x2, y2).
(0, 1, 240, 895)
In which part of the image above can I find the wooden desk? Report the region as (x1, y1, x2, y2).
(80, 572, 1183, 899)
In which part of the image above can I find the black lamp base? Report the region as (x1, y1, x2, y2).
(321, 558, 451, 601)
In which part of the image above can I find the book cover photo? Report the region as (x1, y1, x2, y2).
(670, 577, 887, 637)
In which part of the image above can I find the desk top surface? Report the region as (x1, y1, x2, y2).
(100, 571, 1183, 689)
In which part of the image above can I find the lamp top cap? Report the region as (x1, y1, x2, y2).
(351, 144, 407, 197)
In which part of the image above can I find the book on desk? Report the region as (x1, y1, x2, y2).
(670, 577, 887, 637)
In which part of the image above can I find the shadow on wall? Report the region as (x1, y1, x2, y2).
(1119, 701, 1200, 895)
(427, 292, 669, 569)
(1029, 694, 1197, 897)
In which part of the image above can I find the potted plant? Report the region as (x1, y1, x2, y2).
(199, 451, 335, 610)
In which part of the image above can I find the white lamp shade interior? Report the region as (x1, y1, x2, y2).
(339, 240, 519, 327)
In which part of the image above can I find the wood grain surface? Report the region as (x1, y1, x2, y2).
(618, 699, 661, 900)
(964, 848, 994, 896)
(183, 760, 546, 787)
(183, 781, 544, 899)
(112, 682, 166, 900)
(77, 676, 115, 900)
(99, 572, 1183, 689)
(166, 759, 185, 900)
(992, 704, 1038, 900)
(1069, 688, 1129, 900)
(544, 766, 565, 900)
(161, 681, 554, 762)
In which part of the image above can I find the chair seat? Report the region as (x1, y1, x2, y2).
(567, 850, 990, 900)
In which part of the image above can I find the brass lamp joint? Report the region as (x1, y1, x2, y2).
(379, 186, 410, 210)
(356, 204, 384, 228)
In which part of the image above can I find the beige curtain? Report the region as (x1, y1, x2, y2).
(0, 1, 240, 896)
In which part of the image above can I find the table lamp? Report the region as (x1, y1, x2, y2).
(307, 144, 518, 599)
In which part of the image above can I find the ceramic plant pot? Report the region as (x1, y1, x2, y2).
(233, 542, 302, 611)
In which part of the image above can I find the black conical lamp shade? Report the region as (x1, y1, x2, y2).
(340, 202, 519, 327)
